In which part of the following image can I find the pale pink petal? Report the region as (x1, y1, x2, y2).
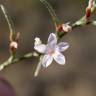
(34, 44, 46, 53)
(58, 42, 69, 52)
(53, 52, 65, 65)
(42, 55, 53, 67)
(48, 33, 57, 45)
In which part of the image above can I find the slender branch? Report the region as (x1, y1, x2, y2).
(59, 3, 96, 38)
(72, 2, 96, 28)
(40, 0, 60, 30)
(0, 56, 14, 70)
(34, 56, 43, 77)
(0, 4, 15, 41)
(92, 20, 96, 25)
(0, 52, 39, 71)
(0, 1, 96, 76)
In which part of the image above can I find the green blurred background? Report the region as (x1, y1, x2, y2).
(0, 0, 96, 96)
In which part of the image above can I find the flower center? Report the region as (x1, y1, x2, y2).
(48, 49, 54, 55)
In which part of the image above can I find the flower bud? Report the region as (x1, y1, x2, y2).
(10, 41, 18, 49)
(9, 41, 18, 53)
(86, 0, 95, 18)
(62, 24, 72, 32)
(86, 7, 91, 18)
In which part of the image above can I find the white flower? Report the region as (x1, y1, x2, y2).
(34, 33, 69, 67)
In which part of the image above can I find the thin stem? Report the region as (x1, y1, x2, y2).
(0, 4, 15, 41)
(0, 1, 96, 76)
(40, 0, 60, 30)
(0, 56, 14, 71)
(0, 52, 39, 71)
(59, 3, 96, 38)
(34, 56, 43, 77)
(72, 3, 96, 28)
(92, 20, 96, 25)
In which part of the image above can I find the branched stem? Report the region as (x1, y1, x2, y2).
(0, 52, 39, 71)
(0, 1, 96, 77)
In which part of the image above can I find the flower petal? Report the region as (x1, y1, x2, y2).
(34, 37, 42, 45)
(53, 52, 65, 65)
(58, 42, 69, 52)
(48, 33, 57, 45)
(42, 55, 53, 67)
(34, 44, 46, 53)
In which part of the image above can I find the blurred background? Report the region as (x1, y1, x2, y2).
(0, 0, 96, 96)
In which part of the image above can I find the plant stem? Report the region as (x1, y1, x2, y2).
(40, 0, 60, 30)
(34, 56, 43, 77)
(0, 5, 15, 41)
(0, 52, 39, 71)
